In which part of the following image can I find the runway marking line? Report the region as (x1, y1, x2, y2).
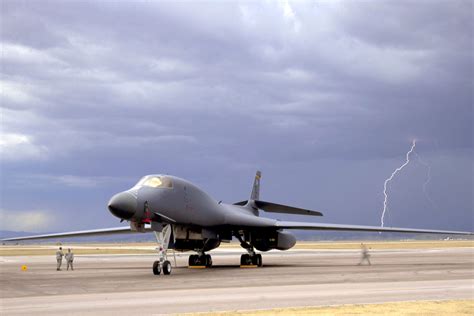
(240, 265, 258, 268)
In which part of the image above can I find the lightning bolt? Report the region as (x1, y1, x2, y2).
(380, 140, 417, 227)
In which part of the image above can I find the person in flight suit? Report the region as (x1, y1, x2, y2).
(56, 247, 64, 271)
(65, 248, 74, 271)
(358, 243, 371, 266)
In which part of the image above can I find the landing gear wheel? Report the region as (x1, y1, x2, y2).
(163, 260, 172, 275)
(240, 254, 252, 265)
(189, 254, 203, 266)
(152, 260, 161, 275)
(254, 254, 262, 267)
(188, 255, 196, 266)
(205, 254, 212, 268)
(189, 254, 212, 267)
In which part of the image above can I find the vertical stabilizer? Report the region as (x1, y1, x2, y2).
(250, 171, 261, 200)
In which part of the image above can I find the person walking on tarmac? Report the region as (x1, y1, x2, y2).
(56, 247, 64, 271)
(65, 248, 74, 271)
(358, 243, 371, 266)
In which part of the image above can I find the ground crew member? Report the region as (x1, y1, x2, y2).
(358, 243, 371, 265)
(56, 247, 64, 270)
(65, 248, 74, 271)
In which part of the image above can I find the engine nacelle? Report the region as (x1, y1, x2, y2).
(174, 238, 221, 252)
(253, 230, 296, 251)
(171, 225, 221, 252)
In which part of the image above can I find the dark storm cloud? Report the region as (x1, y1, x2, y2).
(1, 1, 472, 231)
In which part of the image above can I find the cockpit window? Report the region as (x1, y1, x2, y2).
(161, 176, 173, 188)
(143, 177, 162, 187)
(139, 176, 173, 189)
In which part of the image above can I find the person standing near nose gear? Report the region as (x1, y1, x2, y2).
(65, 248, 74, 270)
(56, 247, 64, 271)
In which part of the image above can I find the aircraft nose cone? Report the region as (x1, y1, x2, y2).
(108, 192, 137, 220)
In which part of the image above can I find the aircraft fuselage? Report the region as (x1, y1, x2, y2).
(107, 175, 295, 253)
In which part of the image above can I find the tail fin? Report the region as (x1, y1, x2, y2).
(250, 171, 261, 200)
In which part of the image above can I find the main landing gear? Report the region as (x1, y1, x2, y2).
(240, 253, 262, 267)
(235, 232, 263, 267)
(188, 253, 212, 268)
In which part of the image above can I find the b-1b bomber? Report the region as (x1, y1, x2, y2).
(4, 171, 472, 275)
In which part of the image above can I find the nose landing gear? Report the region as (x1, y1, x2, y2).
(153, 259, 172, 275)
(152, 224, 175, 275)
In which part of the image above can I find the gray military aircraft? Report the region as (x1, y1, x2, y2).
(3, 171, 472, 275)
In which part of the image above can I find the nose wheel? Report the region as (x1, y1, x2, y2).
(153, 261, 161, 275)
(153, 260, 172, 275)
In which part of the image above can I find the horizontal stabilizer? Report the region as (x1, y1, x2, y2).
(255, 200, 323, 216)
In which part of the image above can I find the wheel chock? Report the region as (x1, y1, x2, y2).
(188, 265, 207, 269)
(240, 265, 258, 268)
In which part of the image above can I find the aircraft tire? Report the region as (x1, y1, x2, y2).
(188, 255, 196, 266)
(240, 254, 251, 265)
(255, 254, 262, 267)
(152, 261, 161, 275)
(163, 260, 172, 275)
(198, 255, 207, 266)
(205, 254, 212, 267)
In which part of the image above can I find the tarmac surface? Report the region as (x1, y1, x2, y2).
(1, 246, 473, 315)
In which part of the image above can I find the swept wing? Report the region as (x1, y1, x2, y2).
(3, 221, 472, 242)
(1, 226, 148, 242)
(276, 221, 473, 235)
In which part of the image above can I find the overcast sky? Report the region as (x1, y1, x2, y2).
(1, 0, 472, 233)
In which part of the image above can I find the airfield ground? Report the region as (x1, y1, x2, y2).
(0, 240, 472, 315)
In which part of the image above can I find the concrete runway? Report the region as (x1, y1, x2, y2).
(1, 247, 473, 315)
